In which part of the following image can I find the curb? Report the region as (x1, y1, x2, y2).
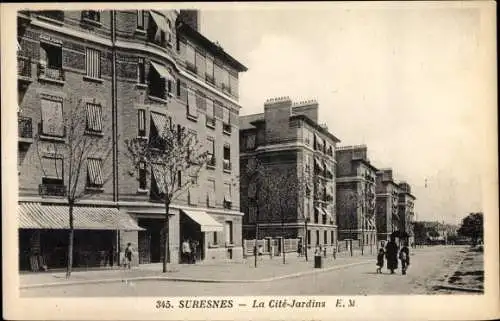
(20, 260, 372, 289)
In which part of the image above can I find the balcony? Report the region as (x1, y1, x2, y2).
(185, 62, 197, 74)
(223, 160, 232, 173)
(81, 11, 101, 26)
(222, 123, 231, 135)
(18, 10, 32, 25)
(207, 156, 216, 169)
(205, 74, 215, 86)
(38, 64, 65, 84)
(205, 116, 216, 129)
(18, 116, 33, 147)
(39, 183, 67, 197)
(18, 57, 32, 87)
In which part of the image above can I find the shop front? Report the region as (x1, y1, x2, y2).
(18, 202, 144, 272)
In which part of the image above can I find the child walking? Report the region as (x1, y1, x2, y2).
(376, 248, 385, 274)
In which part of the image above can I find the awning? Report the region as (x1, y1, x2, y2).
(181, 209, 223, 232)
(150, 112, 167, 134)
(151, 163, 166, 194)
(18, 203, 144, 231)
(150, 61, 173, 81)
(149, 11, 168, 32)
(314, 158, 324, 171)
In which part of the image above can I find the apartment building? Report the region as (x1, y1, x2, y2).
(375, 168, 401, 242)
(239, 97, 340, 250)
(398, 182, 416, 245)
(17, 9, 247, 271)
(335, 145, 378, 249)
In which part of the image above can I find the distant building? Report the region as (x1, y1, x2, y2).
(398, 182, 416, 245)
(239, 97, 340, 250)
(336, 145, 378, 249)
(375, 169, 400, 242)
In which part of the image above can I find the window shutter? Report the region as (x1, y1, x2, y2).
(41, 99, 64, 136)
(195, 51, 205, 77)
(187, 90, 197, 117)
(196, 93, 206, 112)
(214, 101, 223, 119)
(180, 82, 188, 104)
(206, 99, 214, 118)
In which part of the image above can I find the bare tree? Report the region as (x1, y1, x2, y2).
(125, 119, 208, 273)
(35, 98, 114, 278)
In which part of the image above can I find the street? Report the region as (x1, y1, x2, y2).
(21, 246, 467, 297)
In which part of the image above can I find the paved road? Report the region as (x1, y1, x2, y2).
(21, 246, 465, 297)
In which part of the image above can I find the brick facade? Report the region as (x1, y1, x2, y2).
(17, 9, 247, 269)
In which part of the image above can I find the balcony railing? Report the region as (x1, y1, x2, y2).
(223, 160, 232, 172)
(38, 11, 64, 22)
(205, 74, 215, 86)
(18, 57, 32, 79)
(18, 116, 33, 140)
(38, 64, 65, 82)
(39, 183, 67, 197)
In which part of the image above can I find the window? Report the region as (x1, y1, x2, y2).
(166, 19, 172, 44)
(176, 79, 181, 97)
(41, 156, 64, 183)
(138, 161, 147, 190)
(148, 62, 167, 100)
(212, 232, 218, 246)
(85, 103, 102, 133)
(195, 51, 205, 78)
(205, 56, 214, 84)
(314, 207, 319, 224)
(207, 179, 216, 207)
(324, 231, 328, 244)
(136, 10, 144, 30)
(185, 44, 196, 73)
(40, 156, 65, 196)
(39, 42, 63, 81)
(38, 10, 64, 22)
(248, 205, 257, 222)
(207, 138, 215, 167)
(307, 230, 311, 245)
(187, 89, 198, 119)
(316, 230, 320, 245)
(205, 98, 215, 128)
(40, 98, 64, 137)
(85, 48, 101, 79)
(222, 107, 231, 134)
(137, 58, 145, 84)
(148, 11, 167, 46)
(246, 134, 256, 150)
(224, 183, 232, 209)
(177, 170, 182, 188)
(331, 231, 334, 244)
(87, 158, 104, 188)
(225, 221, 233, 244)
(137, 109, 146, 137)
(214, 62, 223, 88)
(229, 73, 238, 97)
(221, 68, 230, 93)
(82, 10, 100, 22)
(149, 112, 167, 149)
(223, 145, 231, 172)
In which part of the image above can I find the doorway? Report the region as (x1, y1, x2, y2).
(179, 213, 205, 263)
(138, 218, 164, 264)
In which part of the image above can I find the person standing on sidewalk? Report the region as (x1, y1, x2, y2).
(124, 243, 133, 269)
(376, 248, 385, 273)
(399, 241, 410, 275)
(385, 236, 399, 274)
(182, 239, 191, 264)
(297, 239, 303, 257)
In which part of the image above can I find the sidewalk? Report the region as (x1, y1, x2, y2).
(20, 252, 376, 288)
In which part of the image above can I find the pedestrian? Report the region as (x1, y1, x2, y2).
(376, 248, 385, 274)
(297, 239, 303, 257)
(385, 235, 399, 274)
(124, 243, 133, 269)
(181, 239, 191, 264)
(258, 244, 264, 260)
(399, 241, 410, 275)
(191, 240, 198, 264)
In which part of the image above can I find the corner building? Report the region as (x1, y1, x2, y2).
(397, 182, 416, 245)
(239, 98, 340, 251)
(17, 9, 247, 270)
(335, 145, 378, 249)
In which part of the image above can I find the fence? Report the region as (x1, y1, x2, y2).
(243, 238, 300, 257)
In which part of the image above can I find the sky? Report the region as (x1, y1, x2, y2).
(198, 3, 495, 225)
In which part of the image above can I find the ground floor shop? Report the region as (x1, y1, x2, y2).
(120, 203, 244, 265)
(18, 202, 144, 272)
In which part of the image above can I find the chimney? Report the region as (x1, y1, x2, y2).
(264, 96, 293, 144)
(291, 99, 319, 123)
(179, 10, 200, 31)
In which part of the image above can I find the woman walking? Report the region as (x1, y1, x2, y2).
(385, 236, 399, 274)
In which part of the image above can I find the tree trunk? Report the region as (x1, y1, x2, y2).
(282, 221, 286, 264)
(254, 223, 258, 268)
(66, 203, 74, 279)
(163, 202, 170, 273)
